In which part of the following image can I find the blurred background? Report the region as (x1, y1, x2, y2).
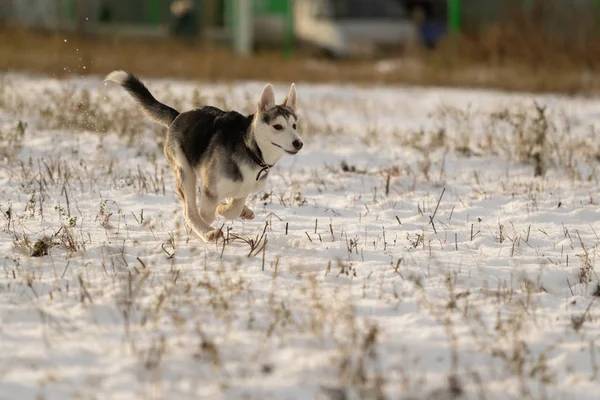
(1, 0, 600, 93)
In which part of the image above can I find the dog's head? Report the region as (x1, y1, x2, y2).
(254, 83, 303, 156)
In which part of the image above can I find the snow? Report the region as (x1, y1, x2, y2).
(1, 73, 600, 399)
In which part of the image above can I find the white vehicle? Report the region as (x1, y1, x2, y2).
(253, 0, 418, 57)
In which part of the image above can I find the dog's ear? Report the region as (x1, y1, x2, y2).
(282, 83, 297, 112)
(258, 83, 276, 112)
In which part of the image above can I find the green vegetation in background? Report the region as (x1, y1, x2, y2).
(254, 0, 294, 59)
(448, 0, 461, 34)
(253, 0, 288, 14)
(149, 0, 160, 25)
(227, 0, 294, 59)
(66, 0, 76, 22)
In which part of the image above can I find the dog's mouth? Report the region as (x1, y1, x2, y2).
(271, 142, 299, 155)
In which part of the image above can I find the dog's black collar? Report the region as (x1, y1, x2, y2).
(246, 146, 273, 181)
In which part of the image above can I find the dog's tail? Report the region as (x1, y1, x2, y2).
(104, 70, 179, 127)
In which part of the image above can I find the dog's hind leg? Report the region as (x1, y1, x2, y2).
(217, 197, 247, 220)
(174, 167, 185, 202)
(164, 142, 185, 202)
(181, 170, 216, 240)
(173, 147, 221, 242)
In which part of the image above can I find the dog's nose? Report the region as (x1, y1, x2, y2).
(293, 140, 303, 150)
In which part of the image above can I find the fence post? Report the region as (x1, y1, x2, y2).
(232, 0, 253, 56)
(283, 0, 294, 59)
(448, 0, 461, 35)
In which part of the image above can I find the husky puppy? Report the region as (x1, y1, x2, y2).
(104, 71, 303, 242)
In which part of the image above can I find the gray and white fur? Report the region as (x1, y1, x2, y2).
(104, 71, 303, 242)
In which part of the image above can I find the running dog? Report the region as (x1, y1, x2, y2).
(104, 71, 303, 242)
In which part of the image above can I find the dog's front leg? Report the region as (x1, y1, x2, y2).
(240, 205, 255, 220)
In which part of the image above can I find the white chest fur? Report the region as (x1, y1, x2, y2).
(214, 163, 268, 200)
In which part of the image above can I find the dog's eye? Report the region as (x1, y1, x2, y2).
(293, 124, 297, 130)
(273, 124, 283, 131)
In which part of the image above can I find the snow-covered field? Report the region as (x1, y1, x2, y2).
(1, 73, 600, 400)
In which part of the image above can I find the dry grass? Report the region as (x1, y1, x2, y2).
(2, 23, 600, 94)
(2, 74, 600, 185)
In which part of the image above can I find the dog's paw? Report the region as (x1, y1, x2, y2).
(203, 228, 224, 243)
(240, 207, 255, 220)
